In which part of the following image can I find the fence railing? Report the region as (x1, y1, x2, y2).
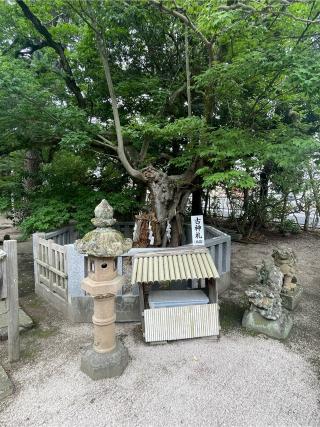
(33, 222, 231, 314)
(34, 236, 68, 300)
(42, 225, 78, 245)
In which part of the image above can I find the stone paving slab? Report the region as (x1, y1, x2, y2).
(0, 301, 33, 340)
(0, 365, 13, 400)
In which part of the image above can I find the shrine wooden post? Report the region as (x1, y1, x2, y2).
(3, 240, 20, 362)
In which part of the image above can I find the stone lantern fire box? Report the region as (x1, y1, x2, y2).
(75, 199, 132, 380)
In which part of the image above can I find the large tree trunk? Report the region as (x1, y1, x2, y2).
(23, 149, 41, 193)
(93, 23, 196, 247)
(143, 166, 191, 246)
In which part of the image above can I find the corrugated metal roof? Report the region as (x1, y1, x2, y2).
(131, 247, 219, 285)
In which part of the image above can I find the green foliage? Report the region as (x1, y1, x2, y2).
(199, 169, 256, 189)
(1, 0, 320, 238)
(19, 200, 71, 238)
(278, 219, 301, 235)
(16, 149, 142, 237)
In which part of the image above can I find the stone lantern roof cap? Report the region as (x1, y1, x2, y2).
(75, 199, 132, 257)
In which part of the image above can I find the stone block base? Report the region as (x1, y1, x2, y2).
(281, 285, 303, 311)
(0, 365, 13, 400)
(81, 340, 129, 380)
(242, 308, 293, 340)
(116, 295, 140, 322)
(37, 272, 228, 323)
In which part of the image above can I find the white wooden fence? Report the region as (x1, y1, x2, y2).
(34, 237, 68, 300)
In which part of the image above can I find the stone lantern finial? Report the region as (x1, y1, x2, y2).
(91, 199, 116, 228)
(75, 200, 132, 258)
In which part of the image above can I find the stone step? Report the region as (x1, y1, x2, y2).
(0, 301, 34, 340)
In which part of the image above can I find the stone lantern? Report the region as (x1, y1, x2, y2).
(75, 199, 132, 380)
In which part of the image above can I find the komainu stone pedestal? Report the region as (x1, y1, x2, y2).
(81, 339, 129, 380)
(280, 285, 303, 311)
(242, 308, 293, 340)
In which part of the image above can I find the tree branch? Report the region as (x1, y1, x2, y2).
(16, 0, 86, 109)
(93, 135, 118, 153)
(219, 1, 320, 25)
(16, 40, 49, 57)
(218, 2, 256, 12)
(65, 0, 146, 181)
(149, 0, 212, 49)
(94, 34, 146, 182)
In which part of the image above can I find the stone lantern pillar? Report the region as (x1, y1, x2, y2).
(75, 199, 132, 380)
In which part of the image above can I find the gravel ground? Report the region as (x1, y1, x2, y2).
(0, 232, 320, 426)
(0, 321, 319, 426)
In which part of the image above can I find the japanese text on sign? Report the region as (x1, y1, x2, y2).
(191, 215, 205, 245)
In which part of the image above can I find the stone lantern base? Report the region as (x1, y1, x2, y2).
(81, 339, 129, 380)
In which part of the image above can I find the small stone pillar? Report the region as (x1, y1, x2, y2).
(75, 199, 132, 380)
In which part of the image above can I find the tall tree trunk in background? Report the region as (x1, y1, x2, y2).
(307, 164, 320, 217)
(185, 26, 192, 118)
(304, 204, 310, 231)
(239, 188, 250, 235)
(23, 149, 41, 193)
(280, 193, 288, 228)
(259, 165, 271, 202)
(204, 190, 210, 216)
(258, 161, 273, 228)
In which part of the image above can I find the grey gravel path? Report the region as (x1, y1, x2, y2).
(0, 322, 319, 427)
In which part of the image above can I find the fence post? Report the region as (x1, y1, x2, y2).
(32, 232, 45, 291)
(0, 250, 7, 299)
(3, 240, 20, 362)
(48, 239, 53, 291)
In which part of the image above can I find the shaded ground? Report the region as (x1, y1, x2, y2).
(0, 229, 319, 426)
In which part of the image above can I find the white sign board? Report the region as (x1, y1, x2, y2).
(191, 215, 205, 246)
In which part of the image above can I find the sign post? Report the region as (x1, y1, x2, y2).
(191, 215, 205, 246)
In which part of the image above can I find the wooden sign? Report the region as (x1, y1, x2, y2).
(191, 215, 205, 246)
